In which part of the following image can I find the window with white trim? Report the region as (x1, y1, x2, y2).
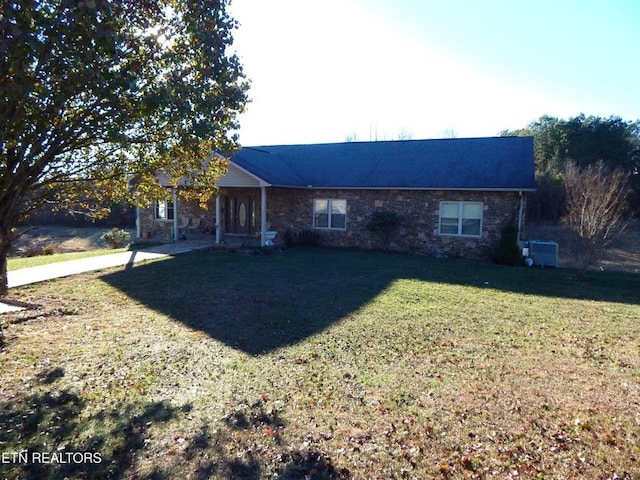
(155, 199, 175, 220)
(439, 201, 483, 237)
(313, 199, 346, 230)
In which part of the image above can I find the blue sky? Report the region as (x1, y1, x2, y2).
(228, 0, 639, 146)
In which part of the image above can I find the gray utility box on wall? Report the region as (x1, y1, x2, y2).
(526, 240, 559, 267)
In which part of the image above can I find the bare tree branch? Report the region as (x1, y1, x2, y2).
(563, 160, 631, 274)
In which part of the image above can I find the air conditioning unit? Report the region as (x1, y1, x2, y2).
(523, 240, 559, 267)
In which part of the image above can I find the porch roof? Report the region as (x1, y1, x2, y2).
(226, 136, 536, 191)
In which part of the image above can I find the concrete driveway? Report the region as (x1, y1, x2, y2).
(6, 239, 218, 289)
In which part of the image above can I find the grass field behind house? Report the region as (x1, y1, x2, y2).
(7, 226, 137, 271)
(1, 248, 639, 479)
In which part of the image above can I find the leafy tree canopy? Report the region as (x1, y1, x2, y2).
(0, 0, 250, 294)
(501, 114, 640, 174)
(501, 114, 640, 220)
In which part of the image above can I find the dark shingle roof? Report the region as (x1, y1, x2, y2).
(231, 136, 536, 191)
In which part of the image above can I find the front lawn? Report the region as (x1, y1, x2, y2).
(1, 248, 638, 479)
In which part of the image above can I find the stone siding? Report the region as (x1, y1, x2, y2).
(141, 188, 526, 259)
(138, 196, 216, 241)
(263, 188, 524, 259)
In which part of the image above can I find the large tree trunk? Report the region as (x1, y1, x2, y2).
(0, 225, 13, 297)
(0, 226, 11, 347)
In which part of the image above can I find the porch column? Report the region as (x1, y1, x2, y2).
(215, 194, 221, 244)
(135, 205, 141, 239)
(260, 186, 267, 246)
(172, 187, 178, 243)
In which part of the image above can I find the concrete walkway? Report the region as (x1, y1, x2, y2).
(7, 239, 218, 289)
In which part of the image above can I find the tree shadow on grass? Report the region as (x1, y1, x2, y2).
(0, 372, 182, 479)
(0, 369, 262, 480)
(101, 249, 400, 355)
(101, 248, 640, 356)
(0, 365, 350, 480)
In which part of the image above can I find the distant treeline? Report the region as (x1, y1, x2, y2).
(501, 114, 640, 221)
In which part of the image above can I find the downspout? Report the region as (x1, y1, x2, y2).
(517, 191, 525, 244)
(135, 205, 141, 239)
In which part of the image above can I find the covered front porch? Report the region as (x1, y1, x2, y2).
(214, 162, 276, 247)
(137, 163, 277, 247)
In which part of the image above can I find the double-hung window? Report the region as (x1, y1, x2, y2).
(155, 199, 175, 221)
(313, 199, 346, 230)
(439, 201, 482, 237)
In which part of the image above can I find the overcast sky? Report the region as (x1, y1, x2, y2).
(228, 0, 639, 146)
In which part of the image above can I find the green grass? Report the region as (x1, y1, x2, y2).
(1, 248, 638, 479)
(7, 247, 131, 270)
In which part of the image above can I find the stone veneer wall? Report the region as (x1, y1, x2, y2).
(263, 188, 524, 259)
(141, 187, 526, 259)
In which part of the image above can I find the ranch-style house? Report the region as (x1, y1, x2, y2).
(138, 136, 536, 259)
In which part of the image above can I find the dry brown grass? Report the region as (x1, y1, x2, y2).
(12, 226, 136, 255)
(526, 221, 640, 273)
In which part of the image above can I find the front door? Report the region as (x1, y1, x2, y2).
(226, 196, 255, 235)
